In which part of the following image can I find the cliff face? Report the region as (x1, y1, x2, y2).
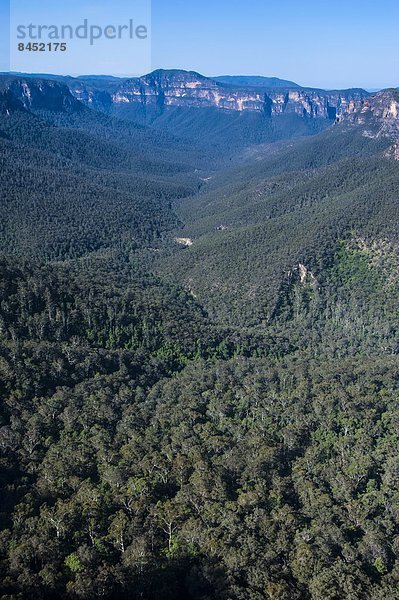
(0, 79, 83, 113)
(340, 89, 399, 158)
(0, 90, 26, 115)
(69, 70, 369, 120)
(1, 71, 388, 133)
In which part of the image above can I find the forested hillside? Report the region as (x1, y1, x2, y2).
(0, 79, 216, 260)
(1, 256, 399, 599)
(1, 76, 399, 599)
(158, 119, 398, 325)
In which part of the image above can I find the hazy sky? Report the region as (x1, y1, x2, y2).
(1, 0, 398, 89)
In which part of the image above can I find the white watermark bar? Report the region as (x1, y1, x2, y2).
(9, 0, 151, 76)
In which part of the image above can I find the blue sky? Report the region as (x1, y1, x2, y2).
(1, 0, 399, 89)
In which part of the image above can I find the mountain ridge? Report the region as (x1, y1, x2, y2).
(0, 70, 371, 122)
(1, 74, 397, 153)
(214, 74, 302, 88)
(83, 69, 370, 121)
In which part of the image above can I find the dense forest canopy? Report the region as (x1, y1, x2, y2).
(1, 75, 399, 599)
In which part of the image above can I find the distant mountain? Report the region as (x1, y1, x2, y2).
(0, 71, 67, 79)
(0, 72, 125, 82)
(213, 75, 301, 88)
(0, 70, 371, 149)
(0, 69, 370, 121)
(106, 69, 369, 120)
(75, 75, 125, 81)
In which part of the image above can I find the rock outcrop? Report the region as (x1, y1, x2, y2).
(339, 89, 399, 157)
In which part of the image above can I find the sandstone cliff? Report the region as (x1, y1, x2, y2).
(70, 69, 369, 121)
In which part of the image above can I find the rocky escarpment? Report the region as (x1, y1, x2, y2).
(0, 71, 369, 122)
(0, 78, 84, 113)
(110, 70, 368, 120)
(68, 69, 369, 121)
(0, 89, 26, 115)
(339, 89, 399, 158)
(4, 70, 391, 139)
